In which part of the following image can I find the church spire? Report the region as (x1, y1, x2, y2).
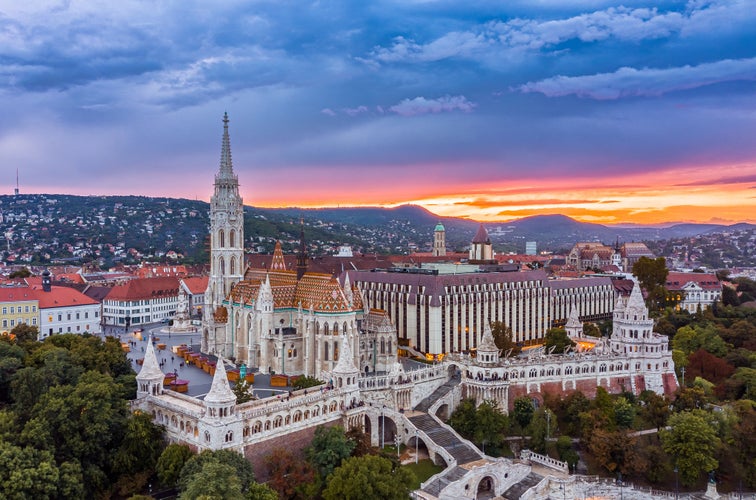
(218, 112, 234, 180)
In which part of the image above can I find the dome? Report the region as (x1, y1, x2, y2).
(435, 223, 445, 232)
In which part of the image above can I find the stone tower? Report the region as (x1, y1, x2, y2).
(203, 113, 245, 356)
(432, 222, 446, 256)
(469, 223, 494, 263)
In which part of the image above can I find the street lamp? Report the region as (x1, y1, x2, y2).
(415, 428, 419, 464)
(381, 406, 385, 449)
(395, 434, 401, 459)
(674, 466, 679, 499)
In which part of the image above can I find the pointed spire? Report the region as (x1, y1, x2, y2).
(271, 241, 286, 270)
(218, 112, 234, 179)
(333, 333, 358, 374)
(625, 281, 647, 317)
(472, 223, 490, 244)
(256, 273, 273, 311)
(565, 307, 582, 338)
(137, 336, 164, 380)
(204, 355, 237, 405)
(343, 272, 354, 306)
(478, 323, 498, 353)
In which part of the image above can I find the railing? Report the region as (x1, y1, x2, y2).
(520, 449, 568, 474)
(358, 364, 447, 391)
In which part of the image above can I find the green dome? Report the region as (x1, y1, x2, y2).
(434, 223, 445, 231)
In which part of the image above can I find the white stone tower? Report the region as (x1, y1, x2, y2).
(203, 112, 245, 356)
(136, 337, 164, 398)
(198, 355, 243, 450)
(432, 222, 446, 256)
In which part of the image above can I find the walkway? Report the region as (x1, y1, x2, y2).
(414, 377, 458, 413)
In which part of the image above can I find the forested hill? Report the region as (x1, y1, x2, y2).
(0, 194, 752, 267)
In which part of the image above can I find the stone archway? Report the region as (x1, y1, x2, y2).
(436, 403, 450, 421)
(475, 476, 496, 500)
(378, 414, 398, 448)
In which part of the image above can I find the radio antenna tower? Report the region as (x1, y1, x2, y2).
(14, 169, 19, 196)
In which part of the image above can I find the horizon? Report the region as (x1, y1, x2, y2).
(1, 2, 755, 225)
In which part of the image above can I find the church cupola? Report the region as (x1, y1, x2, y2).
(136, 337, 165, 397)
(433, 222, 446, 257)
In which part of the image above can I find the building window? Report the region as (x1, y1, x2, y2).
(25, 306, 29, 313)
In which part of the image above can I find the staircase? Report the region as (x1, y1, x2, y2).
(500, 472, 544, 499)
(414, 377, 459, 413)
(409, 413, 483, 466)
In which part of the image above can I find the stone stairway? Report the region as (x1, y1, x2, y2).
(414, 377, 459, 413)
(500, 472, 544, 499)
(409, 414, 482, 465)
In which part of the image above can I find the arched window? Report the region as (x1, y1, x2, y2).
(218, 229, 225, 248)
(229, 229, 235, 247)
(219, 256, 225, 275)
(324, 341, 329, 361)
(230, 256, 236, 275)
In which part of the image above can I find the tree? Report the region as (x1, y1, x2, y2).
(661, 410, 721, 486)
(181, 461, 244, 500)
(292, 376, 324, 390)
(490, 322, 520, 355)
(8, 266, 31, 278)
(179, 449, 255, 494)
(307, 425, 356, 480)
(556, 435, 578, 470)
(613, 397, 636, 429)
(582, 322, 601, 338)
(246, 482, 279, 500)
(0, 340, 25, 403)
(513, 396, 535, 432)
(528, 408, 555, 454)
(448, 398, 478, 439)
(543, 327, 575, 354)
(722, 285, 740, 307)
(322, 455, 415, 500)
(639, 391, 670, 430)
(632, 256, 670, 311)
(474, 400, 508, 455)
(587, 428, 639, 475)
(0, 441, 59, 499)
(113, 412, 165, 476)
(687, 349, 735, 385)
(157, 443, 194, 487)
(345, 426, 373, 458)
(233, 378, 255, 403)
(265, 447, 316, 500)
(11, 323, 39, 344)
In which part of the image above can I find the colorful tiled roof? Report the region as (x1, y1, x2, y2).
(182, 276, 209, 294)
(29, 285, 99, 309)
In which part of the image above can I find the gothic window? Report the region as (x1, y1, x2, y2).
(230, 256, 236, 275)
(229, 229, 235, 247)
(205, 431, 211, 443)
(324, 342, 329, 361)
(219, 257, 225, 275)
(218, 229, 225, 247)
(529, 368, 537, 378)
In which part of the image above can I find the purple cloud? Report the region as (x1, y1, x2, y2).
(389, 95, 476, 116)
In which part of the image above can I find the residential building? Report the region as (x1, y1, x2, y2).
(32, 271, 101, 339)
(103, 277, 180, 329)
(0, 286, 38, 335)
(665, 272, 722, 313)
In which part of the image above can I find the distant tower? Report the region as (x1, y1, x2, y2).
(432, 222, 446, 256)
(14, 169, 19, 196)
(525, 241, 537, 256)
(296, 219, 309, 280)
(611, 237, 623, 271)
(42, 269, 52, 292)
(203, 113, 244, 356)
(469, 223, 494, 263)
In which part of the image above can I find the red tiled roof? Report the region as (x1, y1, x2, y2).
(665, 272, 721, 291)
(29, 285, 99, 308)
(472, 224, 490, 244)
(105, 277, 181, 301)
(0, 287, 36, 302)
(182, 276, 209, 294)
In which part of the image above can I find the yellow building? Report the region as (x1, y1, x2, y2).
(0, 287, 39, 336)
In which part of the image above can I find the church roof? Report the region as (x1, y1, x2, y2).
(435, 223, 445, 232)
(624, 281, 647, 317)
(204, 355, 236, 405)
(565, 306, 581, 329)
(230, 268, 355, 313)
(472, 223, 490, 244)
(137, 336, 164, 381)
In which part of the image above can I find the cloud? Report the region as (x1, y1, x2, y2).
(321, 108, 337, 116)
(343, 105, 369, 116)
(516, 57, 756, 99)
(675, 172, 756, 186)
(454, 198, 606, 208)
(389, 95, 476, 116)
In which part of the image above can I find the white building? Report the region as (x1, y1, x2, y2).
(102, 277, 180, 329)
(33, 271, 101, 339)
(665, 272, 722, 313)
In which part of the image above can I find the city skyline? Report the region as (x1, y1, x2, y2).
(1, 1, 755, 225)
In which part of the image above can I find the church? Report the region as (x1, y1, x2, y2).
(201, 113, 395, 379)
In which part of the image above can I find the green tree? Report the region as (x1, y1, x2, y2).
(8, 266, 31, 278)
(661, 410, 721, 486)
(474, 400, 508, 455)
(448, 398, 478, 439)
(490, 322, 520, 355)
(613, 397, 636, 429)
(722, 286, 740, 307)
(292, 376, 324, 390)
(587, 428, 639, 474)
(556, 435, 579, 470)
(513, 396, 535, 432)
(233, 378, 255, 403)
(639, 391, 670, 430)
(179, 449, 255, 494)
(246, 482, 279, 500)
(322, 455, 415, 500)
(632, 256, 670, 311)
(528, 408, 555, 454)
(582, 322, 601, 338)
(0, 441, 59, 499)
(181, 461, 244, 500)
(543, 327, 575, 354)
(157, 443, 194, 487)
(307, 425, 356, 480)
(11, 323, 39, 344)
(0, 340, 25, 403)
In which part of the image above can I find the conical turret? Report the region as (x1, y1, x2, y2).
(137, 336, 164, 397)
(477, 323, 500, 364)
(565, 307, 582, 338)
(204, 355, 237, 411)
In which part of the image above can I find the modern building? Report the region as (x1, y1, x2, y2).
(525, 241, 537, 256)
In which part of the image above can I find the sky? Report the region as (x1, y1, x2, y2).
(1, 0, 755, 226)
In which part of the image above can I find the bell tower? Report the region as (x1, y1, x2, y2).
(203, 113, 245, 355)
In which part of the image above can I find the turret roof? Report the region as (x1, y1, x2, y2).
(333, 334, 358, 374)
(137, 336, 164, 381)
(472, 223, 490, 244)
(478, 323, 499, 353)
(204, 355, 237, 405)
